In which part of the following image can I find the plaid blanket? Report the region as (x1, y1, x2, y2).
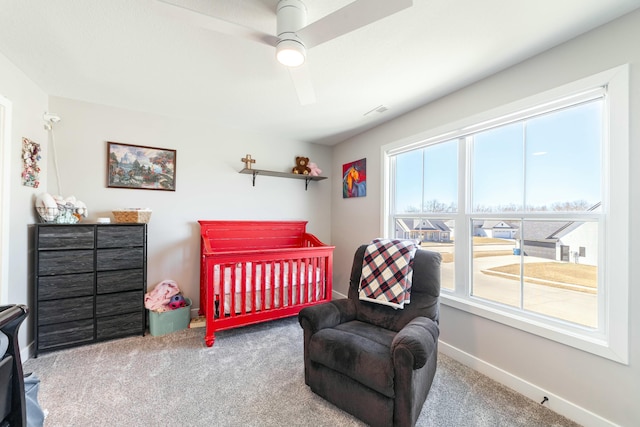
(358, 239, 417, 309)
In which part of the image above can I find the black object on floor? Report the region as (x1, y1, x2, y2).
(0, 304, 29, 427)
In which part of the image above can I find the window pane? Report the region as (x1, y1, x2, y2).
(472, 123, 524, 212)
(393, 218, 455, 290)
(423, 140, 458, 213)
(525, 100, 602, 212)
(395, 151, 423, 213)
(472, 219, 598, 328)
(471, 219, 520, 306)
(395, 140, 458, 214)
(521, 220, 598, 327)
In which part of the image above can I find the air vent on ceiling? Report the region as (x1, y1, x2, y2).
(363, 105, 389, 116)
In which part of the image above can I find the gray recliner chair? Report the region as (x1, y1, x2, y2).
(299, 245, 441, 427)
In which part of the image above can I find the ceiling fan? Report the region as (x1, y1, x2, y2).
(156, 0, 413, 105)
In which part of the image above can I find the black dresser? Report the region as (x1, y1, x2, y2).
(33, 223, 147, 356)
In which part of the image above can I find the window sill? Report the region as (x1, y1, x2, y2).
(440, 292, 627, 364)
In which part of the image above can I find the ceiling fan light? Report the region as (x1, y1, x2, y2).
(276, 39, 306, 67)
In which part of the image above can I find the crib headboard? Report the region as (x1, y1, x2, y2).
(199, 220, 313, 252)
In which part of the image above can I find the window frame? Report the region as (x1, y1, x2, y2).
(381, 65, 629, 364)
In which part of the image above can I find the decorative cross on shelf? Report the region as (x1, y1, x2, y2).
(241, 154, 256, 169)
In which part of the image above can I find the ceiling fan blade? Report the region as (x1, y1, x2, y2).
(288, 64, 316, 105)
(298, 0, 413, 49)
(156, 0, 278, 46)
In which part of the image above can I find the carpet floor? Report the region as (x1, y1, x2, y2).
(23, 317, 581, 427)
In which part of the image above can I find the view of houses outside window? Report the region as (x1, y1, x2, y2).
(391, 99, 602, 329)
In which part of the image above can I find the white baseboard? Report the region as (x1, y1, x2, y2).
(332, 290, 347, 299)
(21, 341, 32, 363)
(438, 341, 619, 427)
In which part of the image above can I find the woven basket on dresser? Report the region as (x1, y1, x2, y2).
(112, 210, 152, 224)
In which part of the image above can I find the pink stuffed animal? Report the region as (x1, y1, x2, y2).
(308, 162, 322, 176)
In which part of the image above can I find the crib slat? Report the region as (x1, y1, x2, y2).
(313, 258, 318, 303)
(288, 260, 294, 307)
(251, 262, 257, 314)
(305, 258, 311, 304)
(308, 257, 314, 303)
(260, 262, 267, 311)
(240, 263, 247, 315)
(300, 258, 307, 304)
(317, 257, 323, 301)
(272, 261, 278, 310)
(229, 264, 236, 318)
(280, 261, 284, 307)
(318, 256, 325, 301)
(278, 261, 284, 308)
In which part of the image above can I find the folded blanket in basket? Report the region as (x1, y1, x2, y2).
(358, 238, 417, 309)
(144, 279, 180, 312)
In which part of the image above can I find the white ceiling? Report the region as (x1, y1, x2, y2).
(1, 0, 639, 145)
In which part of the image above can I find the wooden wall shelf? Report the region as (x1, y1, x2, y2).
(239, 168, 327, 190)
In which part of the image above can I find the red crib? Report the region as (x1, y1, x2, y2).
(198, 220, 334, 347)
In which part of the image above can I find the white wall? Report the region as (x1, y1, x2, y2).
(0, 52, 48, 350)
(331, 9, 640, 427)
(46, 96, 332, 316)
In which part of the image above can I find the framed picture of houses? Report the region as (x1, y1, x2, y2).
(107, 141, 176, 191)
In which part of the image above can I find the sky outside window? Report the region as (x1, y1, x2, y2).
(395, 99, 602, 214)
(472, 99, 602, 212)
(525, 100, 602, 211)
(395, 140, 457, 213)
(472, 123, 524, 211)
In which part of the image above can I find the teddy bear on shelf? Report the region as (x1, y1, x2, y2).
(292, 156, 311, 175)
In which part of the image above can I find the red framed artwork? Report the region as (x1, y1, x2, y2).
(342, 158, 366, 198)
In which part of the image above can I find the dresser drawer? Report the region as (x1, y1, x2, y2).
(37, 225, 94, 250)
(97, 269, 144, 294)
(38, 250, 94, 276)
(96, 290, 143, 317)
(38, 296, 94, 325)
(96, 248, 144, 271)
(97, 225, 145, 248)
(38, 273, 94, 300)
(97, 311, 144, 340)
(38, 318, 94, 350)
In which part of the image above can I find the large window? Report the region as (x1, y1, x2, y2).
(383, 66, 629, 363)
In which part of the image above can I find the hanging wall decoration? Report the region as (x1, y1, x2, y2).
(342, 158, 366, 198)
(107, 141, 176, 191)
(22, 137, 41, 188)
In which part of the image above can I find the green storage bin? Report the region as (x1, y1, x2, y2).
(148, 298, 191, 336)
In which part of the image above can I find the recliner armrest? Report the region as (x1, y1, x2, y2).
(298, 299, 356, 333)
(391, 316, 439, 370)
